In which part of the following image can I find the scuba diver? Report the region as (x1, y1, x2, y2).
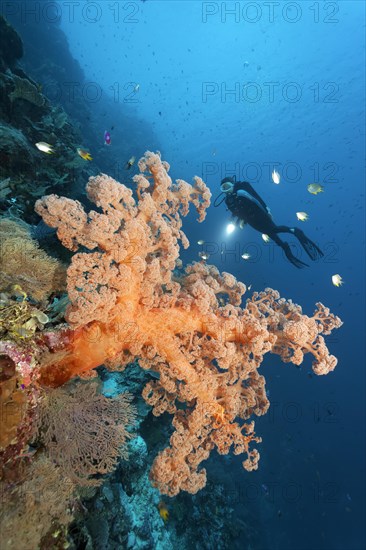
(215, 177, 324, 268)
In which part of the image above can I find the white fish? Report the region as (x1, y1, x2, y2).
(332, 274, 344, 287)
(197, 239, 205, 245)
(272, 169, 280, 184)
(199, 251, 209, 261)
(262, 234, 270, 242)
(241, 253, 251, 260)
(35, 142, 54, 154)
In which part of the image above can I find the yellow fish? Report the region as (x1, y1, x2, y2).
(307, 183, 324, 195)
(158, 501, 169, 523)
(77, 148, 93, 161)
(296, 212, 309, 221)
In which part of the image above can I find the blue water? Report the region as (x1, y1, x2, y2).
(6, 1, 365, 548)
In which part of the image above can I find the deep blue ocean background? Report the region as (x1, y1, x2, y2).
(5, 1, 365, 549)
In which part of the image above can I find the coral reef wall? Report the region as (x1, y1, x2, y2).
(6, 4, 161, 187)
(0, 14, 92, 221)
(1, 10, 159, 222)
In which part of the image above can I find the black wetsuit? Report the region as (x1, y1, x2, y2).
(224, 181, 324, 268)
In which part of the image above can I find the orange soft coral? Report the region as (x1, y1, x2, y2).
(35, 151, 342, 496)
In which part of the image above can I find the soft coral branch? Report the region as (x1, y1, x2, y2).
(34, 151, 342, 496)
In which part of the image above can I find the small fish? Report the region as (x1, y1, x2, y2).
(125, 156, 136, 169)
(241, 253, 251, 260)
(134, 83, 140, 93)
(262, 234, 270, 243)
(197, 239, 205, 245)
(307, 183, 324, 195)
(158, 501, 169, 523)
(77, 148, 92, 161)
(296, 212, 309, 221)
(35, 142, 54, 154)
(272, 169, 280, 184)
(332, 274, 344, 287)
(12, 284, 27, 300)
(199, 251, 210, 261)
(247, 284, 252, 291)
(104, 130, 111, 145)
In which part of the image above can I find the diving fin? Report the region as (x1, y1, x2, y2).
(293, 229, 324, 261)
(283, 242, 309, 269)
